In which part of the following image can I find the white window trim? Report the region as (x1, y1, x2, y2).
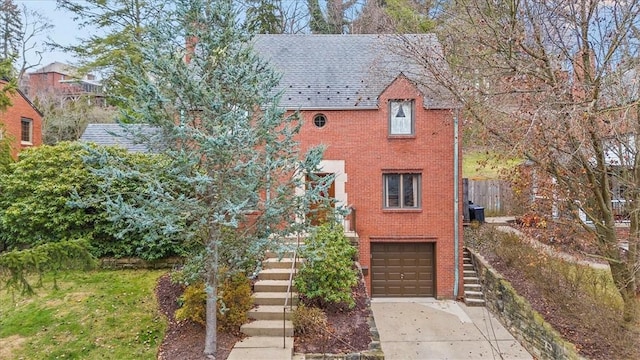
(389, 99, 414, 136)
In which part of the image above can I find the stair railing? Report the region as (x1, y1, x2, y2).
(283, 233, 301, 348)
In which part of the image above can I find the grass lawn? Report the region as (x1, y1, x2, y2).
(0, 269, 167, 360)
(463, 150, 521, 180)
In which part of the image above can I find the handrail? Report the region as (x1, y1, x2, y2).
(283, 233, 300, 348)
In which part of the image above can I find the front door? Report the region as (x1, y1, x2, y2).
(307, 173, 335, 226)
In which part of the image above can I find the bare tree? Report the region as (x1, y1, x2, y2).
(400, 0, 640, 322)
(16, 5, 53, 87)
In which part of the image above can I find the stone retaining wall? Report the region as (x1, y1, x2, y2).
(100, 257, 183, 270)
(467, 249, 584, 360)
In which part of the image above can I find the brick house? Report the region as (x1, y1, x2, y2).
(253, 35, 463, 299)
(79, 34, 464, 299)
(26, 62, 106, 107)
(0, 79, 43, 158)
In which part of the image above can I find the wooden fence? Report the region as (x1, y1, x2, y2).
(464, 178, 516, 216)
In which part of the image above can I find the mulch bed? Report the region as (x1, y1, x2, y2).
(155, 272, 372, 360)
(155, 274, 242, 360)
(294, 276, 372, 354)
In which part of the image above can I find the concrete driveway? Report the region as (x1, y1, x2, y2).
(371, 298, 533, 360)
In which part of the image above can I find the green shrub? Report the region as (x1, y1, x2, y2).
(174, 271, 254, 332)
(295, 223, 358, 310)
(292, 304, 328, 335)
(0, 142, 192, 261)
(218, 272, 254, 332)
(175, 282, 207, 325)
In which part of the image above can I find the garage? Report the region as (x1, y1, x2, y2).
(370, 242, 435, 297)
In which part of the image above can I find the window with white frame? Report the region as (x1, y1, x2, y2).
(389, 100, 414, 135)
(21, 118, 33, 144)
(383, 173, 421, 208)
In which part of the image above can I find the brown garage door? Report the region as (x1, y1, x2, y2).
(371, 242, 435, 297)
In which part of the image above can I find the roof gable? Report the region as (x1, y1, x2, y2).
(252, 34, 455, 110)
(0, 79, 43, 117)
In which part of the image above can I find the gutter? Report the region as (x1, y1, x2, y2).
(453, 109, 460, 298)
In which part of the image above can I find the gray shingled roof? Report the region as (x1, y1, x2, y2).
(252, 34, 455, 110)
(80, 123, 159, 153)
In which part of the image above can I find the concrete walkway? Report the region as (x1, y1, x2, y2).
(371, 298, 533, 360)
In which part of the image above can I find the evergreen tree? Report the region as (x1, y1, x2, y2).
(87, 0, 330, 356)
(308, 0, 358, 34)
(245, 0, 284, 34)
(0, 55, 15, 109)
(0, 0, 21, 60)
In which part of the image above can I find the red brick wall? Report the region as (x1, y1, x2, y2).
(0, 84, 43, 158)
(28, 72, 64, 94)
(295, 76, 464, 298)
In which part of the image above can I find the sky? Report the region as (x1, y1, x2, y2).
(17, 0, 84, 69)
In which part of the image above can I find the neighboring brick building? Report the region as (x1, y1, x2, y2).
(254, 34, 463, 299)
(0, 79, 43, 157)
(26, 62, 106, 107)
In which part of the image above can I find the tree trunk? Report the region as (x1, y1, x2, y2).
(620, 279, 639, 324)
(204, 227, 219, 359)
(609, 261, 639, 324)
(204, 286, 217, 358)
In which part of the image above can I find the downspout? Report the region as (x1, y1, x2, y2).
(453, 109, 460, 298)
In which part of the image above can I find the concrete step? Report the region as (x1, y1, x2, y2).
(254, 292, 299, 306)
(227, 346, 293, 360)
(248, 305, 295, 321)
(264, 250, 296, 259)
(258, 268, 295, 281)
(464, 276, 480, 284)
(227, 336, 293, 360)
(241, 320, 294, 337)
(463, 263, 475, 270)
(463, 269, 477, 276)
(465, 298, 486, 307)
(464, 283, 482, 290)
(464, 290, 484, 299)
(233, 335, 293, 349)
(254, 280, 297, 293)
(262, 257, 303, 269)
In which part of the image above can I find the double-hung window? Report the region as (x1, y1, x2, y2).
(383, 173, 421, 209)
(389, 100, 414, 135)
(21, 118, 33, 144)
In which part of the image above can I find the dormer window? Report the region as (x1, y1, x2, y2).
(389, 100, 414, 135)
